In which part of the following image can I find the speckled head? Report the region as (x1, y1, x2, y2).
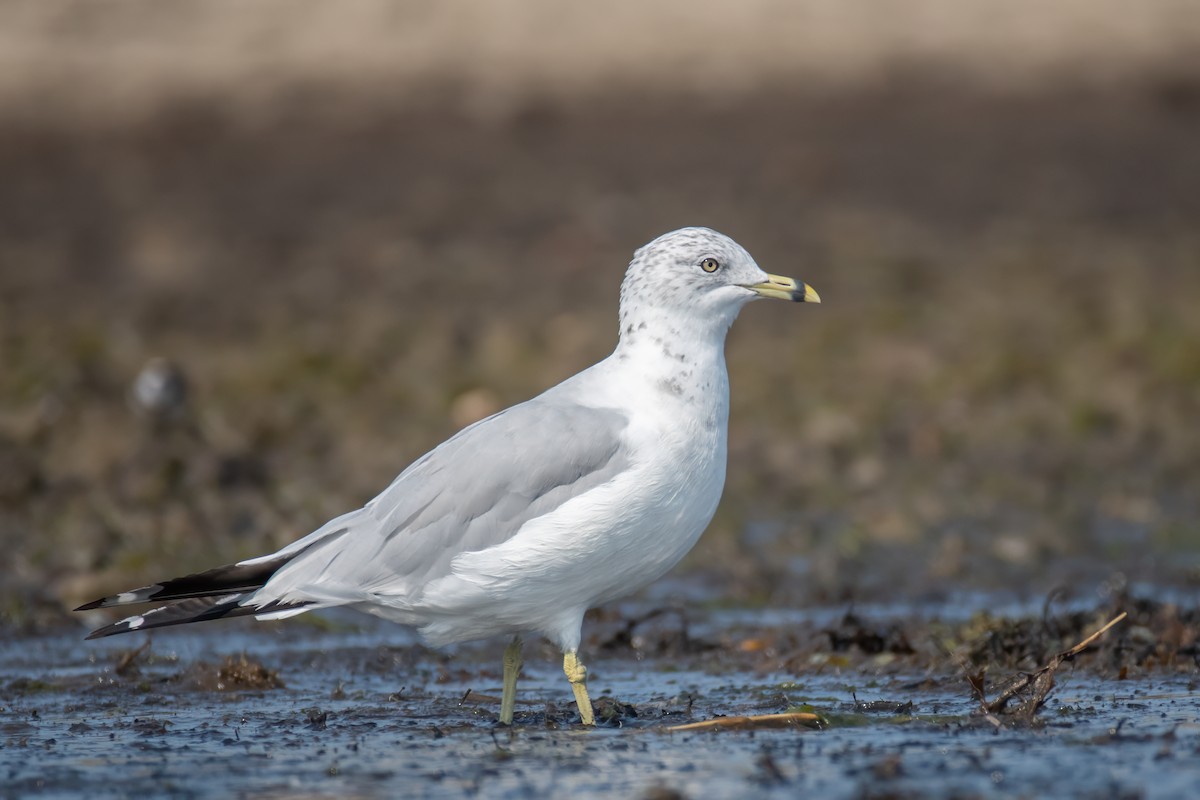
(618, 227, 818, 343)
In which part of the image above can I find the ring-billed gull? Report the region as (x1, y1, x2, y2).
(77, 227, 820, 726)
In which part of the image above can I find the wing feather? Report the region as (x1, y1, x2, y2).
(258, 394, 630, 603)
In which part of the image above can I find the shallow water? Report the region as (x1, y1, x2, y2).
(3, 595, 1198, 799)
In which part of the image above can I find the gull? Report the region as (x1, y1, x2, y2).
(77, 227, 820, 726)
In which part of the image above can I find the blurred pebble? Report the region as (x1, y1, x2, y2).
(992, 534, 1034, 565)
(130, 357, 189, 421)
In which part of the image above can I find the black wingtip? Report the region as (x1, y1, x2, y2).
(80, 597, 314, 640)
(83, 613, 153, 639)
(73, 556, 302, 617)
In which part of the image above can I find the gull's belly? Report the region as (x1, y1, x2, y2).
(585, 442, 726, 605)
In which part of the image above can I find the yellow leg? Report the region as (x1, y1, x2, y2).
(563, 650, 595, 726)
(500, 636, 523, 725)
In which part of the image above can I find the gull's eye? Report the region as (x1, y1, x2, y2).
(699, 257, 720, 273)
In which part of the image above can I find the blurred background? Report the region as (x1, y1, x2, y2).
(2, 0, 1198, 630)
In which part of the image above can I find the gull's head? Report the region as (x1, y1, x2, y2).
(618, 227, 819, 340)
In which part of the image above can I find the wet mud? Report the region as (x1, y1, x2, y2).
(4, 587, 1198, 799)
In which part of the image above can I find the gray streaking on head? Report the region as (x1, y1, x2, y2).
(77, 227, 820, 726)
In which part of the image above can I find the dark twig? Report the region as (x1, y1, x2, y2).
(967, 611, 1127, 719)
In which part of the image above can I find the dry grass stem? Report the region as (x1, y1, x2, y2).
(665, 712, 824, 733)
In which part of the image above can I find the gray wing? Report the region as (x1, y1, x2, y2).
(260, 394, 630, 600)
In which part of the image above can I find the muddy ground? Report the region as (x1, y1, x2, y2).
(4, 585, 1199, 799)
(2, 5, 1200, 797)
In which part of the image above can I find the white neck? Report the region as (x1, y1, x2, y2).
(609, 306, 734, 412)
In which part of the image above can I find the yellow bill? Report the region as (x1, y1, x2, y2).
(745, 273, 821, 303)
